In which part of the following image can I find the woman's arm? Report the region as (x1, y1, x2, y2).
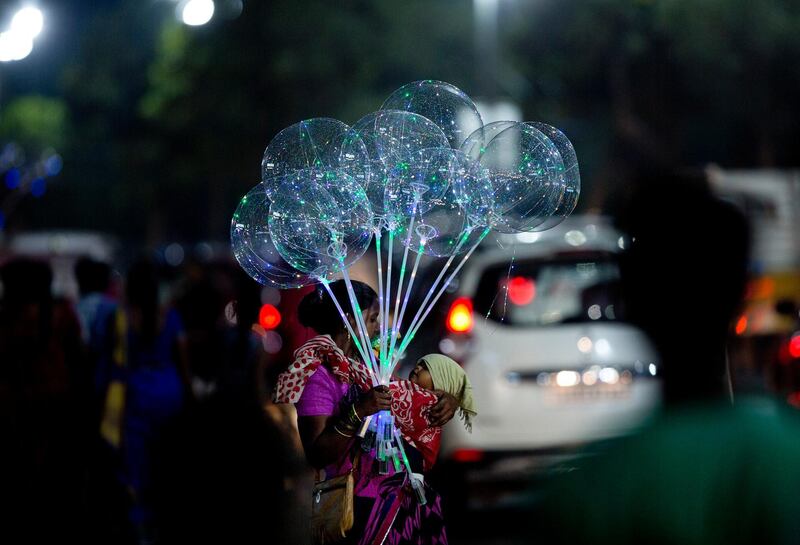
(298, 415, 354, 469)
(298, 386, 391, 469)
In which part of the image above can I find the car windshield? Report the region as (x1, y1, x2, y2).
(474, 253, 624, 326)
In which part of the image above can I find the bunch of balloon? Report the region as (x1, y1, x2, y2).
(231, 80, 580, 494)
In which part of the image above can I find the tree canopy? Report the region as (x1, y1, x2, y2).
(2, 0, 799, 240)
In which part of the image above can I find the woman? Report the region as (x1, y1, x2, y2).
(276, 279, 458, 544)
(107, 260, 191, 540)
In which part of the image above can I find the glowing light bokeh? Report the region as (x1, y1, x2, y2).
(180, 0, 215, 26)
(507, 276, 535, 306)
(259, 304, 282, 330)
(790, 334, 800, 359)
(11, 7, 43, 38)
(446, 297, 474, 333)
(0, 30, 33, 62)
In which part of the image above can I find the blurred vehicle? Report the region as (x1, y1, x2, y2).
(707, 169, 800, 396)
(2, 231, 117, 299)
(408, 216, 661, 512)
(775, 299, 800, 407)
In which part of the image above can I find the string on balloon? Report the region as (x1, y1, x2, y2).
(385, 188, 424, 379)
(498, 247, 516, 327)
(386, 227, 473, 371)
(373, 225, 388, 375)
(318, 277, 378, 385)
(390, 226, 491, 374)
(381, 219, 397, 376)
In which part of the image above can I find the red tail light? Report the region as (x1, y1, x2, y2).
(508, 276, 536, 306)
(446, 297, 474, 333)
(259, 304, 282, 330)
(451, 448, 485, 463)
(735, 315, 748, 336)
(790, 334, 800, 359)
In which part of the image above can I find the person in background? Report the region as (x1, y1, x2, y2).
(537, 171, 800, 545)
(102, 259, 190, 544)
(74, 257, 120, 429)
(173, 260, 227, 399)
(74, 257, 117, 346)
(150, 392, 306, 545)
(212, 266, 268, 406)
(0, 258, 86, 542)
(151, 264, 309, 544)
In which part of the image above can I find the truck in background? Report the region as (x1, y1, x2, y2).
(706, 168, 800, 398)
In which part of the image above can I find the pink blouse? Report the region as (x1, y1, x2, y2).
(295, 363, 383, 498)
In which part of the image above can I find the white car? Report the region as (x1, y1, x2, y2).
(409, 215, 661, 510)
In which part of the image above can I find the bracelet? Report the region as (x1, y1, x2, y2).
(337, 417, 359, 433)
(350, 403, 363, 423)
(333, 424, 354, 438)
(337, 403, 362, 430)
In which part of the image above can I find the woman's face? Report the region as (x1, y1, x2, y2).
(364, 300, 380, 339)
(409, 361, 434, 390)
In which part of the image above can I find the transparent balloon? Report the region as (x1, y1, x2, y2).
(261, 118, 369, 197)
(381, 80, 483, 150)
(460, 120, 518, 163)
(384, 148, 487, 257)
(477, 122, 565, 233)
(525, 122, 580, 232)
(347, 110, 448, 219)
(268, 169, 373, 275)
(457, 159, 495, 229)
(230, 184, 317, 288)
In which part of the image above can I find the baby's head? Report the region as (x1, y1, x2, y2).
(409, 353, 477, 431)
(408, 360, 435, 390)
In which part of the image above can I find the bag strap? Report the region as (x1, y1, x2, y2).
(350, 448, 361, 473)
(314, 437, 361, 483)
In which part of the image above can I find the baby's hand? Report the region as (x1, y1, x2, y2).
(429, 391, 458, 427)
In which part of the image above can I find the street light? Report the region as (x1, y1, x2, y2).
(0, 31, 33, 62)
(178, 0, 215, 26)
(0, 5, 43, 63)
(11, 6, 43, 38)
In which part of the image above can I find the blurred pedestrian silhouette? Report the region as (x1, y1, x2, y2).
(175, 263, 270, 405)
(0, 258, 86, 542)
(75, 257, 117, 346)
(151, 395, 307, 545)
(538, 171, 800, 545)
(93, 259, 190, 542)
(215, 266, 269, 405)
(152, 266, 308, 544)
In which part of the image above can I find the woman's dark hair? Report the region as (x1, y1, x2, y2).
(297, 280, 378, 336)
